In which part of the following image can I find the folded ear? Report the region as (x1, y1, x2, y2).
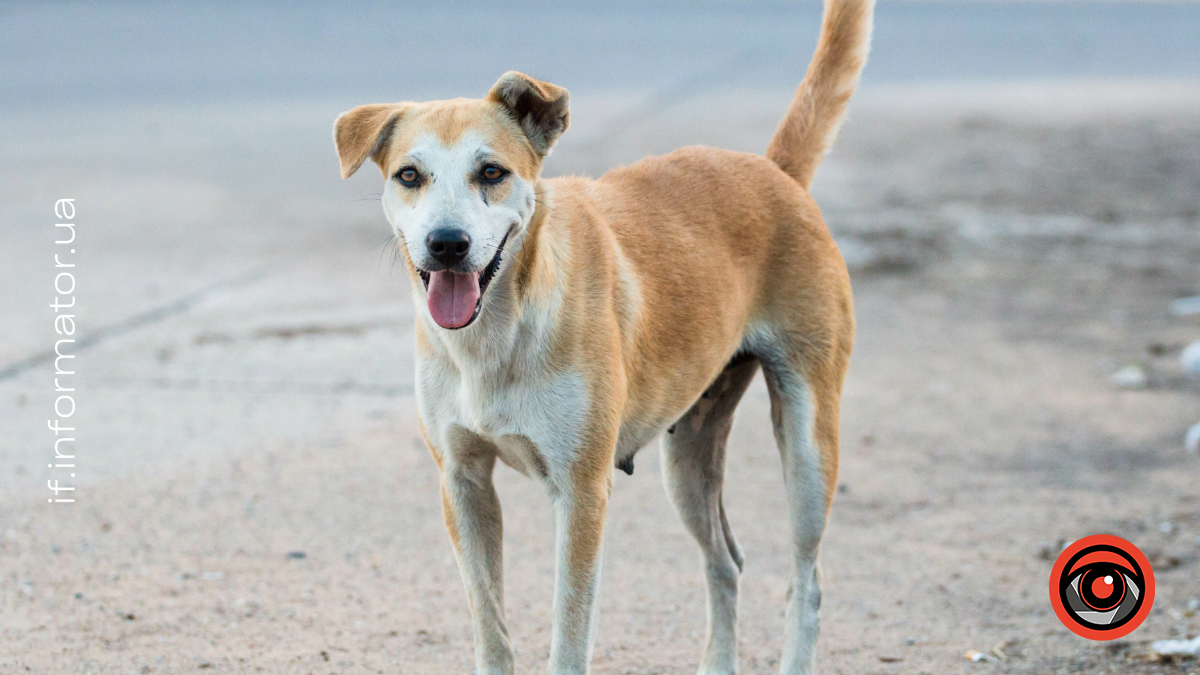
(333, 103, 406, 179)
(488, 71, 570, 156)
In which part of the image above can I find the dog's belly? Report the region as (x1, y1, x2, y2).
(417, 338, 740, 481)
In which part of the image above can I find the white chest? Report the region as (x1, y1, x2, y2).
(416, 356, 589, 479)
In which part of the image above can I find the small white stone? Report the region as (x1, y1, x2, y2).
(1182, 341, 1200, 378)
(1152, 635, 1200, 656)
(1110, 364, 1148, 389)
(1170, 296, 1200, 316)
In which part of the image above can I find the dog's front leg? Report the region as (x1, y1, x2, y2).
(547, 448, 613, 674)
(439, 451, 514, 675)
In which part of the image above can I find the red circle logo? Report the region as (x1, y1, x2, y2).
(1049, 535, 1154, 640)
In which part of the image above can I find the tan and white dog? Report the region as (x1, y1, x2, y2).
(333, 1, 871, 672)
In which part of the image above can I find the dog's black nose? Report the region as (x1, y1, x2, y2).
(426, 229, 471, 268)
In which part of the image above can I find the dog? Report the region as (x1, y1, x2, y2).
(333, 1, 871, 672)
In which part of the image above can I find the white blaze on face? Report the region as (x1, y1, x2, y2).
(381, 131, 537, 329)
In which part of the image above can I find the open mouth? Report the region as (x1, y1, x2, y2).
(417, 230, 509, 330)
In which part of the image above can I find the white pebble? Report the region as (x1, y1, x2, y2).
(1110, 365, 1148, 389)
(1186, 422, 1200, 455)
(1182, 341, 1200, 378)
(1171, 296, 1200, 316)
(1152, 635, 1200, 656)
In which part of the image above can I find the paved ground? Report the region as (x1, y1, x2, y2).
(3, 2, 1200, 673)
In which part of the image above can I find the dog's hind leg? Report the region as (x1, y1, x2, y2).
(661, 356, 759, 675)
(760, 348, 846, 675)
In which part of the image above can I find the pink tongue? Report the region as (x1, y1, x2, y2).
(426, 270, 482, 329)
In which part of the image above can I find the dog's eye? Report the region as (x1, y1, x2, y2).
(395, 167, 422, 187)
(479, 165, 507, 184)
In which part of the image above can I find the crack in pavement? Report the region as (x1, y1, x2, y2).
(78, 376, 414, 398)
(0, 266, 274, 384)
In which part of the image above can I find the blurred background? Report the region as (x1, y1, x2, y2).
(2, 2, 1199, 673)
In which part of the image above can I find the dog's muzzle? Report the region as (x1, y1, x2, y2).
(418, 230, 508, 330)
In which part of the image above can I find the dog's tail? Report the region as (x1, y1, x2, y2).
(766, 0, 874, 190)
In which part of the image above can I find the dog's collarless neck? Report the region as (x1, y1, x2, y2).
(512, 180, 553, 304)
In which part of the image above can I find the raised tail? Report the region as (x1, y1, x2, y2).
(766, 0, 874, 190)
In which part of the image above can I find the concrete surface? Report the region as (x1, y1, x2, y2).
(2, 2, 1200, 673)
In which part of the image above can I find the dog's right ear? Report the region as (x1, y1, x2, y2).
(333, 104, 407, 179)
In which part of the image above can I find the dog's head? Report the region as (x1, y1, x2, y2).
(335, 71, 569, 330)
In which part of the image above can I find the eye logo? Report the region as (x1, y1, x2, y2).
(1049, 535, 1154, 640)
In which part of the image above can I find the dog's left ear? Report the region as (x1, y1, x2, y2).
(488, 72, 570, 156)
(334, 103, 407, 179)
